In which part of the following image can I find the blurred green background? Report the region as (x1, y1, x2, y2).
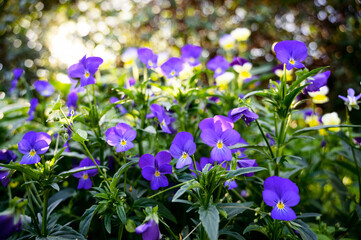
(1, 0, 361, 114)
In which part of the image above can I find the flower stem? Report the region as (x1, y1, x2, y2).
(42, 190, 49, 236)
(123, 153, 127, 193)
(346, 107, 361, 204)
(148, 179, 195, 199)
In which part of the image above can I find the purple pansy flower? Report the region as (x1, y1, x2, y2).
(105, 123, 137, 152)
(135, 219, 161, 240)
(34, 80, 55, 97)
(138, 48, 158, 69)
(125, 78, 135, 88)
(354, 137, 361, 146)
(200, 121, 240, 162)
(274, 40, 308, 70)
(207, 56, 229, 78)
(161, 57, 184, 79)
(0, 149, 17, 187)
(18, 131, 51, 164)
(228, 107, 259, 126)
(189, 157, 212, 177)
(68, 55, 103, 87)
(304, 71, 330, 93)
(230, 57, 249, 67)
(266, 133, 276, 146)
(139, 151, 172, 190)
(169, 132, 196, 169)
(0, 213, 22, 239)
(27, 98, 38, 121)
(181, 45, 202, 66)
(72, 158, 100, 189)
(66, 91, 78, 116)
(338, 88, 361, 111)
(9, 68, 24, 92)
(263, 176, 300, 221)
(110, 97, 127, 114)
(199, 115, 234, 132)
(231, 138, 248, 158)
(237, 159, 258, 177)
(150, 104, 172, 134)
(224, 180, 238, 190)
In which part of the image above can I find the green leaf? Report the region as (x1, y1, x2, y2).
(53, 147, 67, 161)
(38, 224, 86, 240)
(104, 215, 111, 234)
(217, 202, 253, 219)
(79, 205, 98, 236)
(293, 124, 361, 135)
(219, 228, 246, 240)
(133, 198, 157, 208)
(243, 224, 267, 235)
(298, 213, 322, 219)
(125, 219, 136, 233)
(57, 166, 98, 179)
(226, 167, 266, 179)
(116, 204, 127, 225)
(50, 183, 60, 192)
(110, 159, 138, 190)
(199, 204, 219, 240)
(172, 182, 192, 202)
(141, 126, 157, 134)
(99, 99, 131, 118)
(0, 162, 39, 180)
(289, 66, 329, 92)
(289, 220, 317, 240)
(71, 129, 88, 143)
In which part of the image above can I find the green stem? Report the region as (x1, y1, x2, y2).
(81, 142, 111, 189)
(123, 153, 127, 193)
(148, 179, 195, 199)
(7, 184, 12, 201)
(42, 190, 49, 236)
(255, 119, 275, 159)
(191, 155, 200, 177)
(118, 224, 124, 240)
(346, 107, 361, 205)
(231, 189, 246, 202)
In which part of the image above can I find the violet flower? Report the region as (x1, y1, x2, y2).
(135, 219, 161, 240)
(199, 115, 234, 132)
(181, 45, 202, 66)
(138, 48, 158, 69)
(139, 151, 172, 190)
(110, 97, 127, 114)
(304, 71, 330, 93)
(338, 88, 361, 111)
(207, 56, 229, 78)
(0, 149, 17, 187)
(66, 90, 78, 116)
(263, 176, 300, 221)
(169, 132, 196, 169)
(228, 107, 259, 126)
(150, 104, 172, 134)
(72, 158, 100, 189)
(161, 57, 184, 79)
(27, 98, 38, 121)
(200, 121, 240, 162)
(34, 80, 55, 97)
(125, 78, 135, 88)
(105, 123, 137, 152)
(237, 159, 258, 177)
(224, 180, 238, 190)
(68, 55, 103, 87)
(9, 68, 24, 93)
(18, 131, 51, 164)
(0, 213, 22, 239)
(354, 137, 361, 146)
(274, 40, 308, 70)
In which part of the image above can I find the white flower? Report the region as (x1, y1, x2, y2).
(322, 112, 341, 132)
(121, 47, 138, 67)
(231, 28, 251, 41)
(216, 72, 235, 90)
(219, 34, 235, 50)
(308, 86, 329, 104)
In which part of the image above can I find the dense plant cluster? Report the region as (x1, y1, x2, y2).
(1, 35, 361, 240)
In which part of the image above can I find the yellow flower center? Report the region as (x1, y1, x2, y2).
(312, 94, 329, 104)
(161, 120, 166, 126)
(85, 72, 90, 78)
(236, 151, 241, 156)
(217, 141, 223, 149)
(155, 171, 160, 177)
(289, 58, 295, 65)
(29, 149, 36, 157)
(216, 68, 222, 74)
(182, 152, 188, 159)
(171, 70, 175, 76)
(240, 71, 252, 78)
(148, 60, 153, 67)
(83, 173, 89, 180)
(277, 201, 285, 210)
(121, 140, 127, 146)
(190, 57, 195, 63)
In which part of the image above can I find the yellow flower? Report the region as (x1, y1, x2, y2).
(308, 86, 329, 104)
(231, 28, 251, 41)
(321, 112, 341, 132)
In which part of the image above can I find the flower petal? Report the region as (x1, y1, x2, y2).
(139, 154, 155, 169)
(211, 146, 232, 162)
(142, 167, 155, 181)
(271, 205, 297, 221)
(151, 175, 168, 190)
